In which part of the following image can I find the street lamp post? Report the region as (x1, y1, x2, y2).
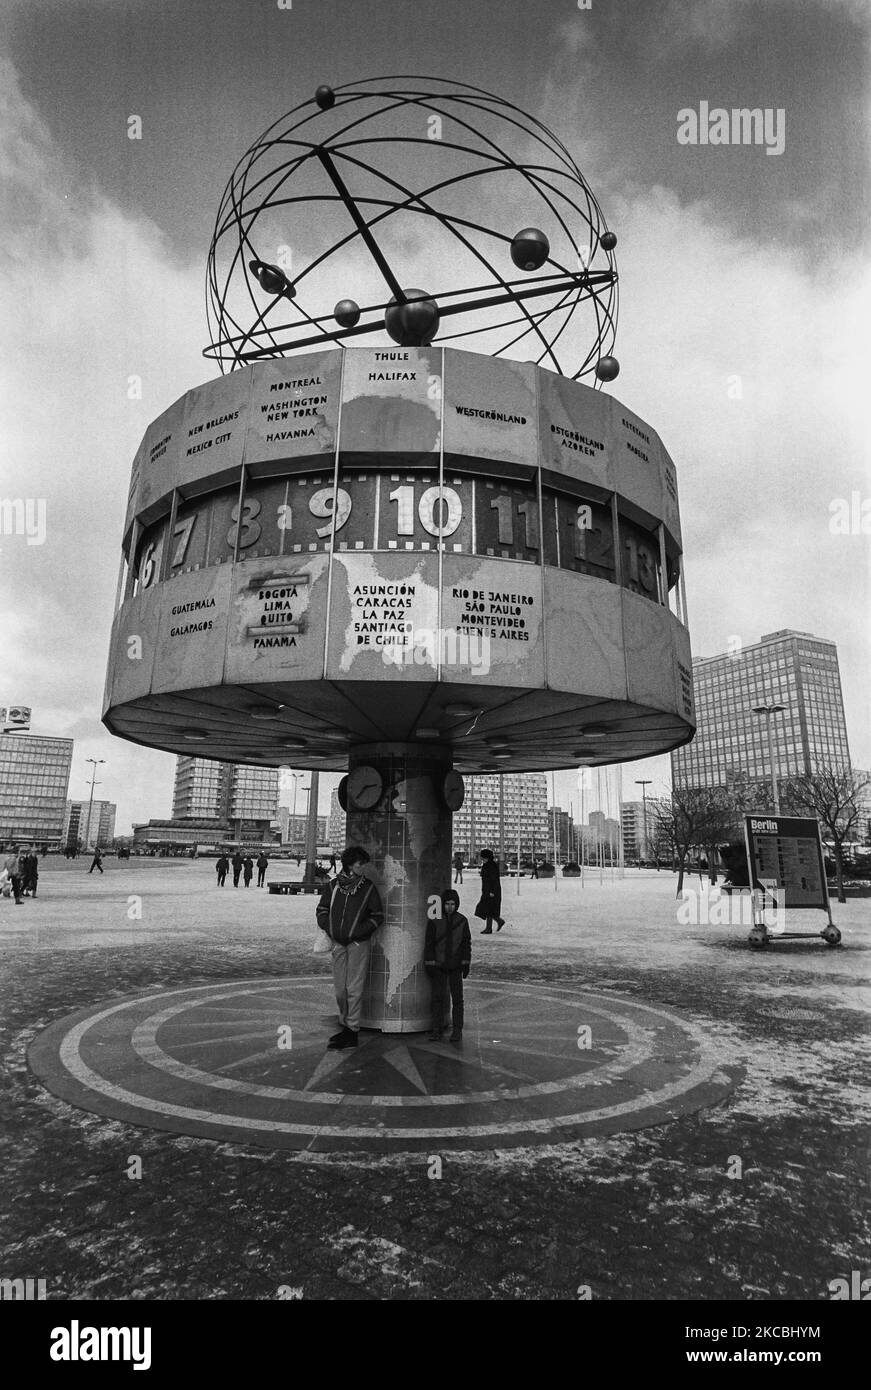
(635, 779, 651, 867)
(85, 759, 106, 852)
(469, 778, 476, 863)
(550, 770, 559, 893)
(752, 704, 785, 814)
(303, 770, 320, 885)
(498, 773, 505, 872)
(289, 771, 303, 852)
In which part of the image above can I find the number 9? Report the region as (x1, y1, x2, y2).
(309, 487, 351, 538)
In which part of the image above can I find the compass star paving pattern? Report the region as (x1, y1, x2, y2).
(28, 978, 739, 1154)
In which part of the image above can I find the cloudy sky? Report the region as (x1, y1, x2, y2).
(1, 0, 868, 833)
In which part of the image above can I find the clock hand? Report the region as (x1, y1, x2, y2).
(316, 148, 407, 306)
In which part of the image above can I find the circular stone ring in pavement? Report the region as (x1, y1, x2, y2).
(28, 978, 741, 1154)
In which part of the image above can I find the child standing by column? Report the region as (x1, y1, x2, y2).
(424, 888, 471, 1043)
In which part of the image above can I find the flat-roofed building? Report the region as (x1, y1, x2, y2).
(63, 799, 116, 851)
(672, 630, 851, 791)
(0, 732, 73, 849)
(452, 773, 548, 861)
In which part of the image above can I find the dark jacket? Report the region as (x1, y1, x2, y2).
(425, 912, 471, 972)
(316, 872, 384, 945)
(216, 856, 229, 874)
(480, 858, 501, 909)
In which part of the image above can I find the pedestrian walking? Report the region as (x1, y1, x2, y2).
(424, 888, 471, 1043)
(231, 852, 243, 886)
(531, 860, 539, 879)
(243, 855, 254, 887)
(452, 851, 464, 884)
(328, 852, 337, 876)
(88, 846, 104, 874)
(3, 847, 25, 904)
(256, 851, 269, 887)
(22, 848, 39, 898)
(215, 854, 229, 887)
(315, 846, 384, 1050)
(475, 847, 504, 934)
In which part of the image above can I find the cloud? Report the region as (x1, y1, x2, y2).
(0, 55, 204, 829)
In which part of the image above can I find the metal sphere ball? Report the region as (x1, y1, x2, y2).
(595, 355, 620, 382)
(600, 231, 618, 251)
(315, 85, 336, 110)
(510, 228, 550, 272)
(385, 289, 440, 346)
(334, 298, 361, 328)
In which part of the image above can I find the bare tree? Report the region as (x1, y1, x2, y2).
(657, 784, 735, 895)
(784, 765, 871, 904)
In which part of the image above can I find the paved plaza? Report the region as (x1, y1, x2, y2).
(1, 858, 868, 1300)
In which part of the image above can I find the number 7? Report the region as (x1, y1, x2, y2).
(172, 515, 195, 567)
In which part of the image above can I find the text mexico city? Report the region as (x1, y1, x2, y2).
(677, 103, 785, 156)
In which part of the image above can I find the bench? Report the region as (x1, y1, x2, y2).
(268, 881, 326, 895)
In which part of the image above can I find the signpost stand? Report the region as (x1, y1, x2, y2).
(743, 815, 841, 950)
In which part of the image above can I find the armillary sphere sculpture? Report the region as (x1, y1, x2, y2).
(205, 75, 619, 382)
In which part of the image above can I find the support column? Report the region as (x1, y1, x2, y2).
(345, 742, 453, 1033)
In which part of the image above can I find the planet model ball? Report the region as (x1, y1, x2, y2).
(510, 228, 550, 271)
(334, 298, 361, 328)
(595, 355, 620, 381)
(384, 289, 440, 346)
(315, 85, 336, 110)
(250, 260, 292, 297)
(600, 231, 618, 251)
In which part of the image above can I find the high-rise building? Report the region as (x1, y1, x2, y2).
(585, 809, 621, 862)
(852, 771, 871, 846)
(452, 773, 548, 861)
(672, 630, 851, 791)
(148, 756, 280, 848)
(547, 806, 575, 861)
(172, 757, 278, 828)
(621, 800, 646, 860)
(0, 731, 73, 848)
(172, 757, 232, 820)
(281, 813, 328, 848)
(63, 799, 117, 851)
(328, 789, 346, 853)
(229, 765, 280, 828)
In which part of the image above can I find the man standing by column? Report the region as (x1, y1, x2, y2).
(316, 846, 384, 1051)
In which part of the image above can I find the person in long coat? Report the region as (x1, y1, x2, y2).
(22, 849, 39, 897)
(231, 852, 243, 887)
(477, 848, 505, 934)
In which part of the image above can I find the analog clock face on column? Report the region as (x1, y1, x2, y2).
(347, 765, 384, 810)
(442, 770, 465, 811)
